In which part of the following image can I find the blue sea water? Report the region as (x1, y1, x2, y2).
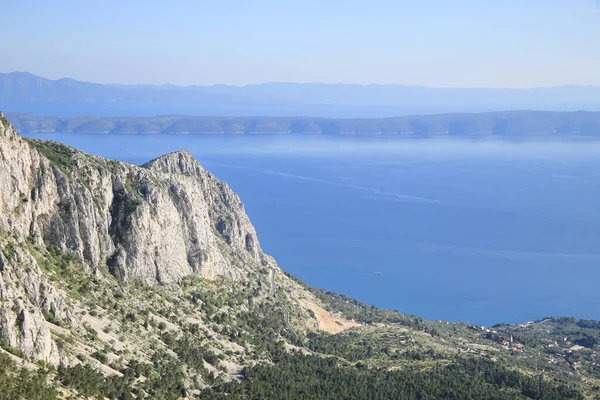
(22, 133, 600, 326)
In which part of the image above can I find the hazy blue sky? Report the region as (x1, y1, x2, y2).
(1, 0, 599, 87)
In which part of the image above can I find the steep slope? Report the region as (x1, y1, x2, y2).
(0, 112, 348, 371)
(0, 114, 264, 283)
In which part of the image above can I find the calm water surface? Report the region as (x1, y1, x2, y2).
(23, 133, 600, 326)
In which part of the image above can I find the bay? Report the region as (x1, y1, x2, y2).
(22, 132, 600, 326)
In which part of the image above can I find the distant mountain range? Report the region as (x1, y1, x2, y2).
(2, 72, 600, 118)
(6, 110, 600, 136)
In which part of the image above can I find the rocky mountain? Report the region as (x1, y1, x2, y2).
(1, 124, 261, 284)
(0, 112, 599, 399)
(0, 111, 348, 373)
(6, 110, 600, 136)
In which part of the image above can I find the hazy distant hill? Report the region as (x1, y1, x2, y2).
(6, 110, 600, 136)
(2, 72, 600, 118)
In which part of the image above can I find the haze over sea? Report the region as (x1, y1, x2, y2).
(23, 132, 600, 326)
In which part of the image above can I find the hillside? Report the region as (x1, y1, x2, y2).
(1, 113, 600, 399)
(2, 72, 600, 118)
(6, 110, 600, 136)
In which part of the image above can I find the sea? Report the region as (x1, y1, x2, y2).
(22, 132, 600, 326)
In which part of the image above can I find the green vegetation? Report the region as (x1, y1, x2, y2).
(307, 330, 444, 363)
(160, 331, 215, 373)
(2, 242, 598, 399)
(57, 363, 134, 399)
(487, 317, 600, 383)
(1, 243, 296, 397)
(0, 340, 26, 359)
(0, 113, 11, 129)
(1, 242, 15, 264)
(287, 272, 424, 326)
(0, 352, 58, 400)
(201, 352, 582, 400)
(34, 244, 94, 301)
(56, 351, 188, 400)
(26, 139, 77, 173)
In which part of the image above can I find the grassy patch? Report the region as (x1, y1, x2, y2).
(26, 139, 77, 173)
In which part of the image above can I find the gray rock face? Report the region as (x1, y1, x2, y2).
(0, 246, 65, 364)
(0, 117, 265, 284)
(0, 115, 272, 362)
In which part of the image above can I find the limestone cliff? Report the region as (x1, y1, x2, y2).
(0, 113, 351, 368)
(0, 114, 264, 285)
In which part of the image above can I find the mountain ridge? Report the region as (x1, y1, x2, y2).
(3, 72, 600, 118)
(5, 71, 600, 91)
(6, 110, 600, 136)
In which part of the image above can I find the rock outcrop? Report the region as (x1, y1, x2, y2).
(0, 246, 63, 364)
(0, 115, 264, 285)
(0, 114, 274, 362)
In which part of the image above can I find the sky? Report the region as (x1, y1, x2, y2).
(1, 0, 599, 88)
